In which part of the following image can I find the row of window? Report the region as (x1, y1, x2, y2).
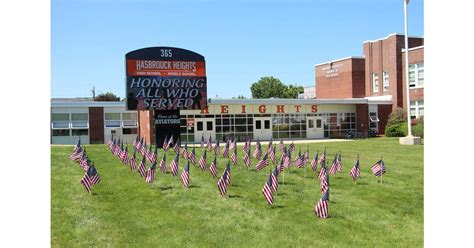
(372, 62, 424, 93)
(410, 100, 424, 119)
(51, 112, 138, 129)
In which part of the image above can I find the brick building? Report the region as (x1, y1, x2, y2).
(315, 33, 424, 134)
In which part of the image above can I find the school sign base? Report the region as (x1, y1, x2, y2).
(399, 135, 421, 145)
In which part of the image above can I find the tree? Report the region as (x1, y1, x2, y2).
(250, 76, 287, 98)
(232, 94, 247, 99)
(95, 92, 121, 101)
(282, 84, 304, 98)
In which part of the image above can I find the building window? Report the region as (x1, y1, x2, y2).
(51, 113, 70, 129)
(122, 112, 138, 127)
(123, 128, 137, 134)
(409, 63, 424, 88)
(383, 71, 389, 92)
(71, 113, 88, 128)
(72, 129, 88, 136)
(369, 112, 379, 131)
(410, 100, 424, 119)
(105, 113, 121, 127)
(372, 73, 379, 93)
(52, 129, 70, 136)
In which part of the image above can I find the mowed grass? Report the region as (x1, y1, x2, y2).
(51, 137, 423, 247)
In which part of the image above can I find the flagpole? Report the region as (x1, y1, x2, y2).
(404, 0, 412, 136)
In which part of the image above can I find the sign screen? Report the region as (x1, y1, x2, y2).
(125, 47, 207, 110)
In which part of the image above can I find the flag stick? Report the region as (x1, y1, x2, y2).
(283, 169, 285, 185)
(304, 164, 307, 178)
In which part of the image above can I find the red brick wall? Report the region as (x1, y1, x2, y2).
(363, 34, 424, 112)
(356, 104, 368, 133)
(138, 110, 155, 144)
(378, 105, 392, 135)
(89, 107, 104, 144)
(315, 58, 365, 99)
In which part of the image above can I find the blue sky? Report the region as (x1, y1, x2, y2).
(51, 0, 424, 99)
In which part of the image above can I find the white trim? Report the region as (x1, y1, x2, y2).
(209, 98, 368, 105)
(402, 45, 424, 52)
(51, 101, 126, 108)
(363, 33, 424, 43)
(314, 56, 365, 67)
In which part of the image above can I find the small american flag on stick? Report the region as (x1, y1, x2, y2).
(199, 149, 207, 171)
(255, 153, 269, 171)
(315, 190, 329, 219)
(371, 159, 386, 177)
(159, 153, 167, 174)
(181, 161, 190, 188)
(262, 173, 274, 205)
(170, 153, 180, 176)
(145, 161, 156, 184)
(138, 155, 147, 177)
(209, 155, 218, 177)
(80, 163, 101, 193)
(349, 156, 361, 181)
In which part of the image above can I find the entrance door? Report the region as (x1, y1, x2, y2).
(194, 118, 216, 143)
(306, 116, 324, 139)
(253, 117, 272, 140)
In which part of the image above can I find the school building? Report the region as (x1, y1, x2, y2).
(51, 33, 423, 145)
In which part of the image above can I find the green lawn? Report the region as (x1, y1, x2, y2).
(51, 137, 423, 247)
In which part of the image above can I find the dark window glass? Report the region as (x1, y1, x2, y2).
(264, 120, 270, 129)
(247, 117, 253, 125)
(72, 129, 88, 136)
(52, 129, 69, 136)
(235, 118, 246, 125)
(206, 121, 213, 130)
(308, 119, 314, 128)
(316, 119, 322, 128)
(197, 121, 203, 131)
(123, 128, 138, 134)
(256, 120, 261, 129)
(235, 125, 247, 132)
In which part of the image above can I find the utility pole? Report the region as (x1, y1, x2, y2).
(92, 86, 96, 100)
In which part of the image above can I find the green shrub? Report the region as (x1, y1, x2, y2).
(387, 107, 406, 126)
(385, 122, 408, 137)
(412, 123, 424, 138)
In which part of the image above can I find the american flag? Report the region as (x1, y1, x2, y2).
(268, 145, 276, 164)
(107, 137, 114, 151)
(73, 138, 81, 153)
(242, 138, 250, 153)
(182, 143, 189, 160)
(209, 155, 218, 177)
(279, 140, 285, 152)
(140, 140, 147, 156)
(329, 154, 339, 175)
(167, 135, 174, 151)
(137, 137, 143, 151)
(224, 162, 231, 185)
(319, 147, 326, 165)
(222, 140, 230, 158)
(145, 161, 157, 184)
(231, 148, 238, 165)
(315, 190, 329, 219)
(80, 164, 101, 193)
(189, 147, 196, 165)
(319, 163, 328, 181)
(349, 157, 361, 181)
(159, 153, 167, 174)
(336, 153, 343, 172)
(311, 151, 319, 171)
(200, 135, 205, 148)
(243, 148, 251, 168)
(173, 139, 180, 154)
(271, 166, 279, 192)
(288, 142, 295, 152)
(206, 135, 213, 151)
(199, 149, 207, 171)
(371, 159, 386, 177)
(277, 158, 285, 173)
(262, 173, 274, 205)
(170, 153, 180, 176)
(162, 135, 169, 151)
(303, 147, 310, 165)
(120, 146, 129, 165)
(138, 155, 147, 177)
(130, 148, 137, 171)
(147, 144, 154, 160)
(181, 161, 190, 188)
(284, 150, 291, 168)
(266, 139, 273, 154)
(294, 149, 305, 168)
(321, 172, 329, 193)
(147, 145, 157, 164)
(214, 139, 220, 155)
(256, 153, 269, 171)
(117, 141, 124, 158)
(253, 140, 262, 160)
(80, 157, 90, 172)
(217, 166, 229, 196)
(70, 146, 83, 161)
(230, 139, 237, 150)
(133, 135, 139, 149)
